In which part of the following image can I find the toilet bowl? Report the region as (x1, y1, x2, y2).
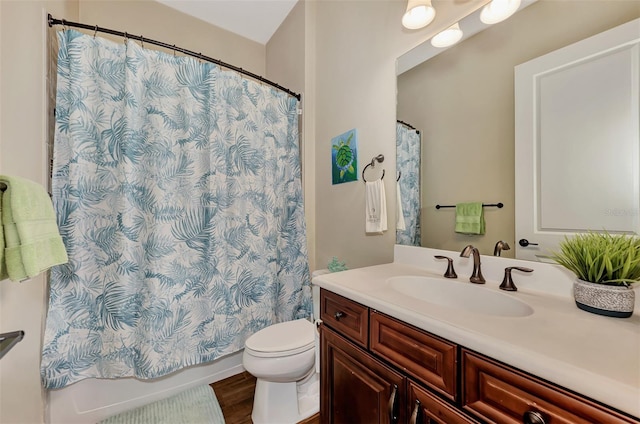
(243, 318, 319, 424)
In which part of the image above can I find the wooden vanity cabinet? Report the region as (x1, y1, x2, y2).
(319, 289, 640, 424)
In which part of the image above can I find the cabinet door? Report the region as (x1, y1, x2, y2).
(321, 325, 406, 424)
(408, 381, 478, 424)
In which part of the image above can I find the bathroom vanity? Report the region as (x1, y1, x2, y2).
(313, 246, 640, 424)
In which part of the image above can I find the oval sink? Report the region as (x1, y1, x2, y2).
(387, 276, 534, 317)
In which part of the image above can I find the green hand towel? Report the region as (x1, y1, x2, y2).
(455, 202, 485, 235)
(0, 175, 68, 282)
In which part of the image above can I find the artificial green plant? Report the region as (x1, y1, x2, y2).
(552, 231, 640, 286)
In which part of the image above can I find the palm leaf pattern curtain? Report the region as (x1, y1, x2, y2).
(396, 123, 421, 246)
(41, 30, 311, 389)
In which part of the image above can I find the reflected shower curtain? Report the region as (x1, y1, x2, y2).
(396, 123, 421, 246)
(41, 30, 311, 389)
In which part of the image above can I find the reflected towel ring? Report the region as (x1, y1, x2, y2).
(362, 154, 385, 183)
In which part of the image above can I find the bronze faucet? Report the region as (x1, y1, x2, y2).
(460, 245, 486, 284)
(493, 240, 511, 256)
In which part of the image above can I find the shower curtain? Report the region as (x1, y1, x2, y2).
(41, 30, 311, 389)
(396, 123, 421, 246)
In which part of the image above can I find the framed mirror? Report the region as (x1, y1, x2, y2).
(396, 0, 640, 259)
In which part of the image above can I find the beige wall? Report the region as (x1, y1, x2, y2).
(398, 0, 640, 258)
(311, 0, 486, 270)
(0, 2, 79, 423)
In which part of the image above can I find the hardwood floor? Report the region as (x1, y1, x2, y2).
(210, 372, 320, 424)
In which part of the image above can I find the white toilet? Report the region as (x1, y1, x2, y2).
(242, 280, 324, 424)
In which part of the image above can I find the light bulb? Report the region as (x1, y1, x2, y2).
(431, 23, 464, 48)
(402, 0, 436, 30)
(480, 0, 521, 25)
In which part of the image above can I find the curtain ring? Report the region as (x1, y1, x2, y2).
(93, 25, 98, 38)
(124, 32, 128, 44)
(62, 19, 67, 32)
(140, 35, 144, 48)
(173, 45, 176, 56)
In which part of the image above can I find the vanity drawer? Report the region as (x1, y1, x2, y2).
(320, 289, 369, 348)
(462, 349, 639, 424)
(370, 311, 458, 401)
(409, 381, 479, 424)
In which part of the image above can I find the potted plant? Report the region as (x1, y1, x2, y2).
(552, 232, 639, 318)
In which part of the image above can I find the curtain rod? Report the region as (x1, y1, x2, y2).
(47, 14, 301, 101)
(396, 120, 420, 134)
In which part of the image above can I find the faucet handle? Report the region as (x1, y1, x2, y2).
(434, 256, 457, 279)
(500, 266, 534, 291)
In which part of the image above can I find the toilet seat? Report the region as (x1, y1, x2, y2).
(245, 319, 315, 358)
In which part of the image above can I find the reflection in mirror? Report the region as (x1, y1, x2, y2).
(396, 121, 421, 246)
(396, 0, 640, 259)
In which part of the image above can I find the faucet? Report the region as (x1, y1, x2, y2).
(460, 245, 486, 284)
(493, 240, 511, 256)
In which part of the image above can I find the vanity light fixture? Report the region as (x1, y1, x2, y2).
(480, 0, 522, 24)
(402, 0, 436, 30)
(431, 23, 464, 48)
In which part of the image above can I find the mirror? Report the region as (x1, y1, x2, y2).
(396, 0, 640, 259)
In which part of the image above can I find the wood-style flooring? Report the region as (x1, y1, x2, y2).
(210, 372, 320, 424)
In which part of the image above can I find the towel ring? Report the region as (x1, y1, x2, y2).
(362, 154, 385, 183)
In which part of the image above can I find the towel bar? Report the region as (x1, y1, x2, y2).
(0, 331, 25, 360)
(436, 202, 503, 209)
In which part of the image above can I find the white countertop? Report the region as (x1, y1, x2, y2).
(313, 246, 640, 419)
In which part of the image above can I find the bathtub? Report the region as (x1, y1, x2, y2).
(46, 350, 243, 423)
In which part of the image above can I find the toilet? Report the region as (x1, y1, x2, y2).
(242, 277, 324, 424)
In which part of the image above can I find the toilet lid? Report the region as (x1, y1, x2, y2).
(245, 319, 315, 357)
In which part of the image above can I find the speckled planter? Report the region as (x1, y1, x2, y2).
(573, 279, 635, 318)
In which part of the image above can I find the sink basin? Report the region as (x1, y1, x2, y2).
(387, 276, 534, 317)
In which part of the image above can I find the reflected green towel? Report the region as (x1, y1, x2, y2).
(455, 202, 485, 235)
(0, 175, 68, 282)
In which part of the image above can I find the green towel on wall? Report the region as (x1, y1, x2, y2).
(455, 202, 485, 235)
(0, 175, 68, 282)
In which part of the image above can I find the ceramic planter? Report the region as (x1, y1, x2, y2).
(573, 279, 635, 318)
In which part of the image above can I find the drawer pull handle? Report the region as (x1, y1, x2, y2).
(334, 311, 344, 320)
(409, 399, 421, 424)
(523, 410, 546, 424)
(388, 384, 398, 423)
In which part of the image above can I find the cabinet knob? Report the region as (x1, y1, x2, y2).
(523, 410, 546, 424)
(334, 311, 344, 320)
(409, 399, 421, 424)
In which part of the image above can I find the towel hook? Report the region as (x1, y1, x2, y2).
(362, 154, 385, 183)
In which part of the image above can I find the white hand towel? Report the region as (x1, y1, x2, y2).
(365, 179, 387, 233)
(396, 181, 406, 231)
